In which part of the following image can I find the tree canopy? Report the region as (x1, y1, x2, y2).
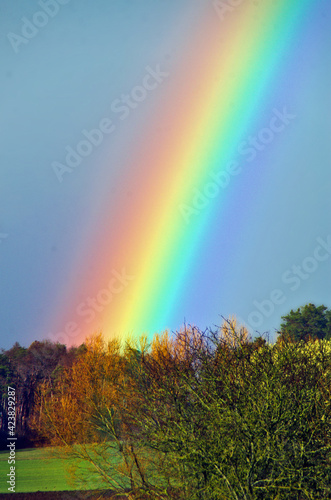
(278, 303, 331, 342)
(1, 305, 331, 498)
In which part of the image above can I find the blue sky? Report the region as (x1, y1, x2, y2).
(0, 0, 330, 349)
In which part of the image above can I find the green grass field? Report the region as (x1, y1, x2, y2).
(0, 447, 107, 494)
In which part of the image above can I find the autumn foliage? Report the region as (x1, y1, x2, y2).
(28, 321, 331, 500)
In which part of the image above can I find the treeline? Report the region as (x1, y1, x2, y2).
(1, 304, 331, 499)
(37, 322, 331, 499)
(0, 340, 86, 447)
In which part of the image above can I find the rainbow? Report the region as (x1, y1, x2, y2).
(47, 0, 314, 345)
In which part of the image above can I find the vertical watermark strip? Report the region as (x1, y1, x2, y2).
(7, 386, 16, 493)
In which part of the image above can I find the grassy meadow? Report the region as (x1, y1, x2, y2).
(0, 447, 107, 494)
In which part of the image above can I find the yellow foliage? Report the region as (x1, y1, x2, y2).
(220, 316, 250, 348)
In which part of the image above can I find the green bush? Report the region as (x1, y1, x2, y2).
(39, 323, 331, 499)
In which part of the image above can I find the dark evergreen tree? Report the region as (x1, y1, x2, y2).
(278, 303, 331, 342)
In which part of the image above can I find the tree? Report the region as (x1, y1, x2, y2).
(278, 303, 331, 342)
(37, 334, 164, 497)
(131, 322, 331, 499)
(0, 339, 80, 447)
(37, 324, 331, 499)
